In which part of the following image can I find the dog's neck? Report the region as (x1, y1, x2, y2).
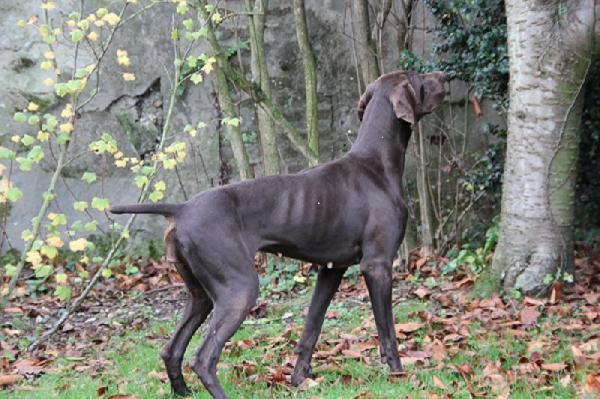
(349, 94, 411, 180)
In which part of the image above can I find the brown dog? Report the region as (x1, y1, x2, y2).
(110, 70, 446, 398)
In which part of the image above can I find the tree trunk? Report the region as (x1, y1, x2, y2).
(247, 0, 280, 175)
(353, 0, 380, 87)
(293, 0, 319, 165)
(492, 0, 596, 293)
(412, 122, 435, 256)
(199, 0, 254, 180)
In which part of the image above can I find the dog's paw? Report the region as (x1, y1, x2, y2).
(290, 363, 312, 387)
(171, 383, 193, 397)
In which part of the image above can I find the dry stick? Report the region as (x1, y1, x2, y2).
(29, 56, 182, 352)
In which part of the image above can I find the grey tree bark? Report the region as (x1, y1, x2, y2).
(199, 0, 254, 180)
(247, 0, 280, 175)
(492, 0, 596, 293)
(293, 0, 319, 165)
(353, 0, 381, 87)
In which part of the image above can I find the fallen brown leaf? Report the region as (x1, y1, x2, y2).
(0, 374, 23, 386)
(395, 322, 424, 333)
(520, 307, 540, 325)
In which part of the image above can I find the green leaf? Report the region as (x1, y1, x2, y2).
(142, 166, 154, 176)
(223, 117, 240, 127)
(55, 286, 72, 301)
(28, 115, 40, 125)
(70, 220, 82, 233)
(73, 201, 88, 212)
(190, 73, 203, 85)
(35, 264, 53, 278)
(149, 190, 164, 203)
(96, 8, 108, 18)
(28, 146, 44, 162)
(16, 157, 33, 171)
(134, 175, 148, 188)
(182, 19, 193, 30)
(55, 273, 68, 284)
(81, 171, 97, 184)
(13, 112, 27, 123)
(91, 197, 110, 211)
(171, 28, 179, 41)
(4, 264, 16, 277)
(70, 29, 84, 42)
(41, 245, 58, 260)
(0, 147, 16, 160)
(20, 135, 35, 146)
(6, 187, 23, 203)
(84, 220, 97, 232)
(101, 268, 112, 278)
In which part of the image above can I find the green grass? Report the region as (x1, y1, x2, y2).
(4, 292, 584, 399)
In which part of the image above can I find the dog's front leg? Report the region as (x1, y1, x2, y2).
(361, 259, 403, 372)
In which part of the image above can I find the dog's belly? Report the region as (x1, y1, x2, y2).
(261, 241, 362, 268)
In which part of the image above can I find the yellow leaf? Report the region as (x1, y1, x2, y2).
(115, 159, 127, 168)
(47, 212, 58, 221)
(87, 31, 98, 41)
(43, 51, 55, 60)
(69, 238, 89, 252)
(103, 13, 121, 26)
(211, 12, 223, 24)
(43, 78, 55, 87)
(37, 131, 50, 142)
(11, 135, 21, 143)
(41, 1, 55, 10)
(123, 73, 136, 81)
(61, 104, 73, 118)
(60, 123, 74, 133)
(26, 250, 43, 265)
(27, 102, 40, 111)
(46, 235, 64, 248)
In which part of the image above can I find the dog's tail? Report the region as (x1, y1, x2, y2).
(109, 203, 183, 217)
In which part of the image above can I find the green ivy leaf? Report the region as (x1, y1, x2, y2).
(84, 220, 97, 232)
(41, 245, 58, 260)
(28, 146, 44, 162)
(149, 190, 164, 203)
(16, 157, 33, 171)
(28, 115, 40, 125)
(6, 187, 23, 203)
(101, 268, 112, 278)
(13, 112, 27, 123)
(91, 197, 110, 211)
(73, 201, 88, 212)
(81, 171, 97, 184)
(190, 73, 203, 85)
(54, 286, 72, 301)
(134, 175, 148, 188)
(35, 264, 53, 278)
(70, 29, 84, 42)
(55, 272, 68, 284)
(182, 19, 193, 30)
(0, 147, 16, 160)
(4, 264, 16, 277)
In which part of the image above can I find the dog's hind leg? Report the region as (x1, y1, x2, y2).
(189, 270, 259, 399)
(160, 261, 213, 396)
(291, 266, 346, 386)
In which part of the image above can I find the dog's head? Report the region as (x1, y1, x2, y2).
(357, 71, 447, 125)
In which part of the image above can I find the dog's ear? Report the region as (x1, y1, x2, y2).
(357, 84, 374, 122)
(389, 72, 446, 125)
(389, 79, 419, 125)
